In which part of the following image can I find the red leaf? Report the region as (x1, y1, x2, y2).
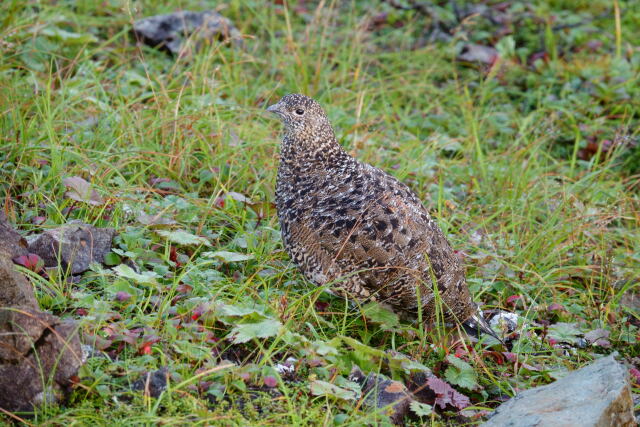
(502, 352, 518, 363)
(454, 346, 468, 358)
(191, 305, 206, 321)
(264, 376, 278, 388)
(506, 295, 521, 306)
(314, 301, 329, 312)
(76, 308, 88, 316)
(115, 291, 131, 302)
(63, 176, 104, 206)
(426, 376, 470, 410)
(484, 351, 505, 365)
(214, 197, 225, 209)
(31, 216, 46, 225)
(169, 246, 182, 267)
(13, 253, 44, 273)
(629, 368, 640, 386)
(176, 283, 193, 294)
(548, 303, 564, 312)
(139, 342, 153, 355)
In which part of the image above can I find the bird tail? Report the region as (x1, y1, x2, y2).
(462, 306, 503, 344)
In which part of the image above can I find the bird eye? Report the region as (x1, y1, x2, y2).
(295, 108, 304, 116)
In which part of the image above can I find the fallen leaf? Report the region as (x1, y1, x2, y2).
(139, 341, 153, 355)
(137, 212, 177, 226)
(384, 381, 405, 393)
(226, 191, 252, 204)
(115, 291, 132, 302)
(229, 318, 281, 343)
(362, 302, 400, 331)
(13, 253, 44, 273)
(63, 176, 104, 206)
(629, 367, 640, 386)
(156, 229, 210, 246)
(506, 295, 521, 306)
(427, 376, 470, 410)
(410, 400, 433, 417)
(310, 380, 358, 401)
(444, 355, 479, 391)
(203, 250, 254, 262)
(584, 328, 610, 344)
(113, 264, 160, 285)
(248, 201, 276, 219)
(548, 322, 582, 343)
(264, 376, 278, 388)
(457, 43, 499, 65)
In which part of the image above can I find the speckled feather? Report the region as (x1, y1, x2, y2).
(269, 94, 476, 324)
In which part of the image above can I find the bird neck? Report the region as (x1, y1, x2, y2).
(280, 125, 351, 168)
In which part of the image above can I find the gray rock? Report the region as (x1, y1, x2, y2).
(0, 223, 84, 412)
(457, 43, 499, 65)
(28, 222, 115, 274)
(350, 366, 415, 425)
(132, 11, 242, 56)
(0, 210, 29, 259)
(0, 307, 83, 412)
(620, 288, 639, 315)
(482, 354, 635, 427)
(0, 249, 38, 309)
(132, 367, 169, 398)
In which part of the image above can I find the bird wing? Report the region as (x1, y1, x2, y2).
(308, 167, 458, 311)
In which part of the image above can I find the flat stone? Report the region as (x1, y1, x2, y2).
(132, 11, 242, 56)
(482, 354, 635, 427)
(0, 226, 84, 412)
(0, 247, 38, 310)
(0, 210, 29, 259)
(350, 366, 415, 425)
(457, 43, 499, 65)
(0, 307, 82, 412)
(0, 213, 38, 309)
(27, 222, 115, 275)
(132, 367, 169, 398)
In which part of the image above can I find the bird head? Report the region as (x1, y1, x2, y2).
(267, 94, 332, 140)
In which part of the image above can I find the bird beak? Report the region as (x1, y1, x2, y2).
(266, 102, 283, 116)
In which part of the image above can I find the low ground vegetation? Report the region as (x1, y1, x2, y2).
(1, 0, 639, 425)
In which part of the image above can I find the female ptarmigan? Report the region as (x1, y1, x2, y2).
(268, 93, 496, 338)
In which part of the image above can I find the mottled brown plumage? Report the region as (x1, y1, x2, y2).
(268, 94, 494, 335)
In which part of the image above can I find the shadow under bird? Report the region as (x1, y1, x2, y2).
(268, 93, 499, 341)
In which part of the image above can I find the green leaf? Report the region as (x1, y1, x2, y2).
(309, 380, 358, 401)
(103, 252, 121, 266)
(362, 302, 400, 331)
(444, 355, 478, 390)
(548, 322, 583, 343)
(220, 303, 266, 317)
(112, 264, 159, 285)
(340, 336, 386, 360)
(203, 250, 254, 262)
(312, 339, 340, 356)
(156, 229, 210, 246)
(62, 176, 104, 205)
(340, 335, 387, 372)
(40, 26, 98, 44)
(410, 400, 433, 417)
(229, 319, 281, 343)
(137, 212, 176, 226)
(388, 353, 431, 375)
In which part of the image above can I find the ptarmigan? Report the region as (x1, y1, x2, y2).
(268, 93, 496, 339)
